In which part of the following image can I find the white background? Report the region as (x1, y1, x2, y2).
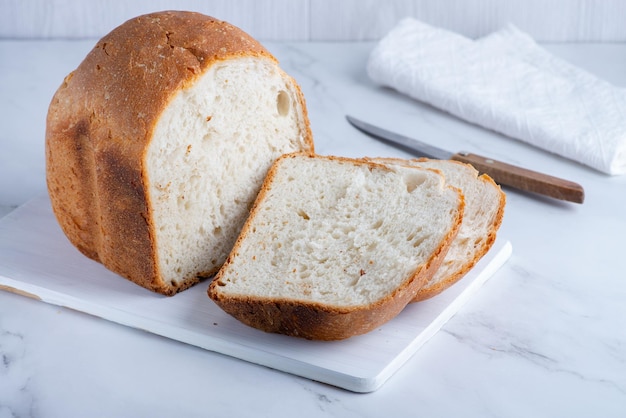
(3, 0, 626, 41)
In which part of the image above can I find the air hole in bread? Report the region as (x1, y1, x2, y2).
(276, 90, 290, 116)
(412, 235, 427, 248)
(342, 225, 355, 234)
(297, 209, 310, 220)
(403, 171, 427, 193)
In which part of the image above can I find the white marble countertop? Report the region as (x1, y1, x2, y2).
(1, 39, 626, 417)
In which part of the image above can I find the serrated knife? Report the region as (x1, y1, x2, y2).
(346, 115, 584, 204)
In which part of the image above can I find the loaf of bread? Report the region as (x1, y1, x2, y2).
(45, 11, 314, 295)
(208, 154, 464, 340)
(371, 158, 505, 302)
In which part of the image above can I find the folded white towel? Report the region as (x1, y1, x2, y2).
(367, 18, 626, 175)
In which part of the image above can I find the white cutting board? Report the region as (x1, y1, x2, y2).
(0, 195, 512, 392)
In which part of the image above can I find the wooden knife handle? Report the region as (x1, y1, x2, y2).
(451, 152, 585, 204)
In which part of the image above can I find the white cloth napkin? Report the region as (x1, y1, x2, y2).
(367, 18, 626, 175)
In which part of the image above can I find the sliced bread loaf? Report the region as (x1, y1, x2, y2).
(46, 11, 313, 295)
(371, 158, 505, 302)
(208, 153, 464, 340)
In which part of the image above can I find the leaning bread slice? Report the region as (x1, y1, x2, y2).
(371, 158, 505, 302)
(45, 11, 313, 295)
(208, 153, 464, 340)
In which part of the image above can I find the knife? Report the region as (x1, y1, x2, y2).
(346, 115, 584, 204)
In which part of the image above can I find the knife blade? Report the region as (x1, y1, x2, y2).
(346, 115, 584, 204)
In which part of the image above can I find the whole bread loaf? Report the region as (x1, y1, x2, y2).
(46, 11, 313, 295)
(208, 154, 464, 340)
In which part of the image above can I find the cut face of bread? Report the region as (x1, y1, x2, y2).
(208, 154, 464, 340)
(146, 56, 310, 290)
(372, 158, 505, 302)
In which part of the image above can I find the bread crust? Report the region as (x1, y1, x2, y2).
(45, 11, 313, 295)
(208, 154, 464, 340)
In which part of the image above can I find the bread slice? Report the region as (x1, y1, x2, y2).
(371, 158, 505, 302)
(45, 11, 313, 295)
(208, 154, 464, 340)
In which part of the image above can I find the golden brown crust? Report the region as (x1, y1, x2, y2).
(45, 11, 303, 295)
(207, 154, 464, 340)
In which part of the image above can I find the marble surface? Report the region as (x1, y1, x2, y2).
(1, 38, 626, 417)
